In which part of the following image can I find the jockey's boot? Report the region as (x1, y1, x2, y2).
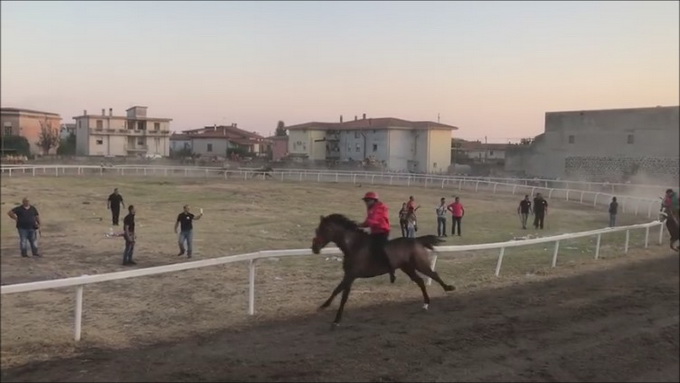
(389, 270, 396, 284)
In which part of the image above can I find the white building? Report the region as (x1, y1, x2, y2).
(287, 115, 458, 173)
(73, 106, 172, 157)
(505, 106, 680, 181)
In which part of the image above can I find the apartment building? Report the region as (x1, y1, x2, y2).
(1, 107, 63, 155)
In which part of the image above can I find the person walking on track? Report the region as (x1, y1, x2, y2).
(517, 195, 532, 229)
(174, 204, 203, 258)
(435, 197, 448, 237)
(533, 193, 549, 230)
(608, 197, 618, 227)
(107, 188, 125, 226)
(358, 191, 396, 284)
(447, 196, 465, 236)
(7, 197, 41, 257)
(122, 205, 136, 266)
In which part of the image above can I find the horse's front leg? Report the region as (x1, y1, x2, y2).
(318, 275, 350, 311)
(333, 277, 356, 327)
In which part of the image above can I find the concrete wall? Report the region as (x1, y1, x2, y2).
(271, 138, 288, 161)
(387, 130, 414, 172)
(170, 139, 192, 152)
(426, 130, 452, 173)
(339, 130, 389, 163)
(505, 106, 680, 180)
(288, 129, 327, 160)
(191, 138, 229, 157)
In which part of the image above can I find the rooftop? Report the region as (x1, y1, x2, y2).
(286, 117, 458, 131)
(1, 107, 60, 117)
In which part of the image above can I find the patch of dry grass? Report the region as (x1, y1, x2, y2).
(0, 175, 666, 368)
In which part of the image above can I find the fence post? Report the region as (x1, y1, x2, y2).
(551, 240, 560, 267)
(55, 167, 59, 177)
(548, 188, 554, 199)
(493, 183, 498, 193)
(624, 230, 630, 254)
(595, 234, 602, 259)
(441, 179, 445, 189)
(512, 184, 517, 195)
(248, 259, 256, 315)
(494, 247, 505, 277)
(475, 181, 480, 192)
(74, 285, 84, 341)
(317, 173, 321, 182)
(593, 193, 599, 207)
(565, 190, 569, 201)
(659, 223, 664, 245)
(580, 191, 584, 204)
(458, 179, 462, 190)
(336, 173, 339, 183)
(644, 226, 650, 248)
(427, 254, 438, 286)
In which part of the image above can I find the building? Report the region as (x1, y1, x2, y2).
(72, 106, 172, 157)
(170, 124, 267, 157)
(1, 107, 63, 155)
(60, 123, 76, 139)
(286, 115, 458, 173)
(457, 141, 509, 164)
(505, 106, 680, 181)
(267, 135, 289, 161)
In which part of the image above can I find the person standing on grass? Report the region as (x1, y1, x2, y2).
(406, 211, 417, 238)
(107, 188, 125, 226)
(398, 202, 409, 237)
(447, 196, 465, 236)
(608, 197, 618, 227)
(122, 205, 136, 266)
(174, 204, 203, 258)
(533, 193, 549, 230)
(435, 197, 448, 237)
(7, 197, 41, 257)
(517, 194, 533, 230)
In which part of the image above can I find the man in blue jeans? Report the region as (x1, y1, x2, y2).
(123, 205, 136, 266)
(174, 204, 203, 258)
(7, 197, 41, 257)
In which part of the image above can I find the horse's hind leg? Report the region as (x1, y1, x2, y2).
(333, 278, 355, 327)
(414, 257, 455, 292)
(401, 266, 430, 310)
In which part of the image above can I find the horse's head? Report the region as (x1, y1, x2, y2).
(311, 214, 359, 254)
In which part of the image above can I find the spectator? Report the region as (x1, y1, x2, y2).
(608, 197, 618, 227)
(107, 188, 125, 226)
(122, 205, 136, 266)
(517, 194, 533, 230)
(447, 196, 465, 236)
(435, 197, 448, 237)
(6, 197, 41, 257)
(533, 193, 549, 230)
(406, 211, 417, 238)
(398, 202, 409, 237)
(174, 204, 203, 258)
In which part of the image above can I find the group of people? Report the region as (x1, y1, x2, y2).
(516, 193, 549, 230)
(5, 188, 204, 266)
(397, 195, 466, 239)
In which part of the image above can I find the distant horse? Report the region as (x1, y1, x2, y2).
(659, 205, 679, 252)
(311, 214, 455, 327)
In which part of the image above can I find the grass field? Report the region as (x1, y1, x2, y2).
(0, 175, 667, 369)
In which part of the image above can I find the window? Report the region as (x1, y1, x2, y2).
(627, 134, 634, 144)
(356, 143, 361, 152)
(207, 143, 213, 152)
(372, 144, 378, 152)
(154, 122, 160, 130)
(4, 126, 12, 136)
(154, 137, 160, 147)
(489, 150, 494, 156)
(568, 135, 575, 144)
(96, 120, 103, 129)
(96, 139, 103, 145)
(183, 142, 190, 149)
(137, 139, 144, 146)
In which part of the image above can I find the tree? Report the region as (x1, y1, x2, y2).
(56, 132, 76, 156)
(36, 119, 60, 155)
(0, 135, 31, 156)
(275, 120, 287, 137)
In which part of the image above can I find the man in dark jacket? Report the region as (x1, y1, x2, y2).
(7, 197, 41, 257)
(107, 188, 125, 226)
(533, 193, 548, 230)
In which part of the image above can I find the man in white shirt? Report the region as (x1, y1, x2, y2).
(435, 197, 448, 237)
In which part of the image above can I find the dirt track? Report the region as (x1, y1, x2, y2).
(2, 254, 678, 382)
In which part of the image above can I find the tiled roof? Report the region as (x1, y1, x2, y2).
(287, 117, 458, 131)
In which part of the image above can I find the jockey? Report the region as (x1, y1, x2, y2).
(359, 191, 396, 284)
(664, 189, 680, 221)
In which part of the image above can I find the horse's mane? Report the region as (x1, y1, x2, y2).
(323, 213, 360, 231)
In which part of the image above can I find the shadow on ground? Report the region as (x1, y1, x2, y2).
(2, 255, 679, 383)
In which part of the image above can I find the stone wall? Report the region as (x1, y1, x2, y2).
(565, 156, 679, 183)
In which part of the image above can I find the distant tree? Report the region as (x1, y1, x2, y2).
(275, 120, 287, 137)
(56, 132, 76, 156)
(36, 119, 60, 155)
(0, 135, 31, 156)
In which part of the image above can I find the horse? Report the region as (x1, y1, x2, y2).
(659, 204, 679, 252)
(311, 213, 455, 327)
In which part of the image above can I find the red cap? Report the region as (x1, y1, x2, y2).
(362, 191, 379, 200)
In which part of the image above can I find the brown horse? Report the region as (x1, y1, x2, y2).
(659, 205, 680, 252)
(311, 213, 455, 327)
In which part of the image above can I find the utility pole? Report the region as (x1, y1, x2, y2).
(484, 136, 488, 164)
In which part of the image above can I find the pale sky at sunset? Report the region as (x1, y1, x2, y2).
(1, 1, 678, 142)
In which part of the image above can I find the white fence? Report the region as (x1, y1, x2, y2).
(1, 220, 665, 342)
(0, 165, 666, 219)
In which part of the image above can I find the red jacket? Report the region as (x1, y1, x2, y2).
(362, 201, 391, 234)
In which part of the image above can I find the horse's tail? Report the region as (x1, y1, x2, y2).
(415, 235, 445, 251)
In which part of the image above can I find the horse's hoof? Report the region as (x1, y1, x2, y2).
(422, 303, 429, 311)
(445, 285, 456, 292)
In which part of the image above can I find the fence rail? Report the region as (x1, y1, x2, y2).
(0, 165, 666, 219)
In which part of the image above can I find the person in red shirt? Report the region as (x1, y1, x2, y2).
(359, 191, 396, 284)
(447, 196, 465, 236)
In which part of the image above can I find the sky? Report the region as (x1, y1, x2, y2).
(1, 1, 678, 142)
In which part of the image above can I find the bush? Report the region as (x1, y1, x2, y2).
(0, 135, 31, 156)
